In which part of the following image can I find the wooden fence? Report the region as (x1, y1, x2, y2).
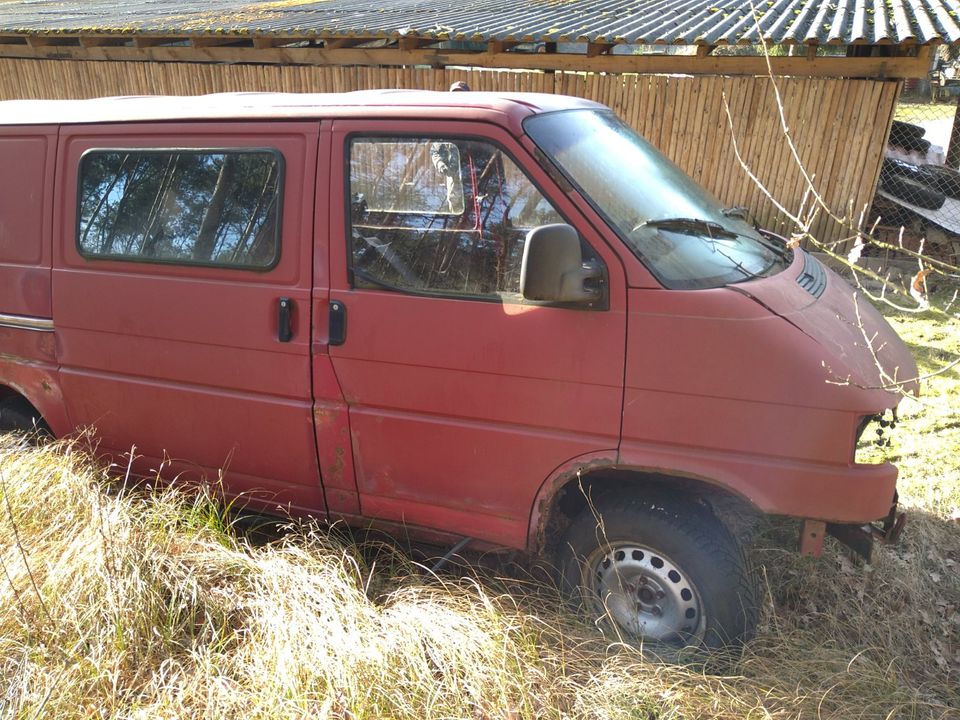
(0, 58, 901, 247)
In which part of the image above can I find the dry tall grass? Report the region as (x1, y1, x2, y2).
(0, 309, 958, 719)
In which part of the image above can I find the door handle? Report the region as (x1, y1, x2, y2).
(277, 297, 293, 343)
(329, 300, 347, 346)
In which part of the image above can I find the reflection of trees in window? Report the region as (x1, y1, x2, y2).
(78, 150, 281, 268)
(351, 141, 458, 215)
(350, 138, 564, 298)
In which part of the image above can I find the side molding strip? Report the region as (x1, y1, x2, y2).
(0, 313, 54, 332)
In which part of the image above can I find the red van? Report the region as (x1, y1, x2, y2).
(0, 90, 916, 650)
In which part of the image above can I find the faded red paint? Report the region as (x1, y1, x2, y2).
(0, 90, 917, 555)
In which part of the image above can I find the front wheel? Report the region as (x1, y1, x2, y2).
(557, 493, 758, 651)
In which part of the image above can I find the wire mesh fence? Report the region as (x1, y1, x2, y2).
(869, 82, 960, 267)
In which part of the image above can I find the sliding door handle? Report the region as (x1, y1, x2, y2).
(329, 300, 347, 346)
(277, 297, 293, 343)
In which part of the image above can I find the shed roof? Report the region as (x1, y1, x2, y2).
(0, 0, 958, 47)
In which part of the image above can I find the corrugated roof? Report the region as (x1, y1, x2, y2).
(0, 0, 959, 46)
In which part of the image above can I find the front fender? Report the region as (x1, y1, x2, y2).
(615, 440, 896, 524)
(525, 441, 898, 554)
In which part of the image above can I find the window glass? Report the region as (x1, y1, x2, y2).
(349, 137, 575, 298)
(78, 149, 282, 268)
(352, 140, 464, 215)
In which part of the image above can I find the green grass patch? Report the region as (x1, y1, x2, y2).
(894, 102, 958, 124)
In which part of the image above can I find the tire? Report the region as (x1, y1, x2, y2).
(915, 164, 960, 199)
(882, 157, 960, 200)
(880, 172, 946, 210)
(558, 492, 758, 652)
(888, 121, 930, 153)
(890, 120, 926, 143)
(0, 397, 48, 438)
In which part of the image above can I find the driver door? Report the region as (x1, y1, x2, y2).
(325, 119, 627, 548)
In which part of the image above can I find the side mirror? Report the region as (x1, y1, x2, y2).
(520, 224, 602, 304)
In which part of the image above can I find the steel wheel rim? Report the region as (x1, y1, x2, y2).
(584, 542, 706, 644)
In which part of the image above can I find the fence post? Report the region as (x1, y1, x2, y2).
(946, 97, 960, 169)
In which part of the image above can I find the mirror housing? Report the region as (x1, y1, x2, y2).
(520, 224, 602, 304)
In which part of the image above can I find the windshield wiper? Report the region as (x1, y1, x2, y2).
(632, 217, 737, 238)
(752, 233, 792, 261)
(638, 216, 791, 264)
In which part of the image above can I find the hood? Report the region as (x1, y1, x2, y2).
(731, 250, 918, 398)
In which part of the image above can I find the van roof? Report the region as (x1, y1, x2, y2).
(0, 89, 603, 127)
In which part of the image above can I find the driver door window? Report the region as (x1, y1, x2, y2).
(348, 137, 584, 299)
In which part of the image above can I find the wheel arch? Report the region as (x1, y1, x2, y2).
(528, 455, 761, 556)
(0, 381, 63, 437)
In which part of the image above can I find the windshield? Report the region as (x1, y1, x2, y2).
(524, 109, 790, 289)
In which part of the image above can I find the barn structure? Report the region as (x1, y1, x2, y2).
(1, 0, 959, 247)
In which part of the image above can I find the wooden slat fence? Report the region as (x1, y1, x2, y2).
(0, 58, 901, 248)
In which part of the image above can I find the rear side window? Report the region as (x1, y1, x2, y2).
(77, 149, 282, 269)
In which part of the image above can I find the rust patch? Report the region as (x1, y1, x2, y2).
(532, 457, 614, 555)
(313, 405, 336, 427)
(326, 446, 345, 484)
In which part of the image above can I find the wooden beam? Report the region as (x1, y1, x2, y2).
(133, 37, 173, 48)
(587, 42, 614, 58)
(946, 98, 960, 169)
(398, 36, 429, 51)
(0, 42, 934, 79)
(78, 36, 128, 48)
(323, 38, 365, 50)
(25, 36, 56, 48)
(914, 44, 933, 68)
(26, 35, 82, 48)
(696, 44, 716, 58)
(191, 36, 249, 48)
(487, 40, 520, 54)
